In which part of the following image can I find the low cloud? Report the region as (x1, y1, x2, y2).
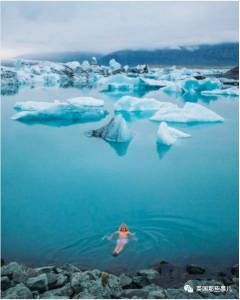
(1, 1, 238, 58)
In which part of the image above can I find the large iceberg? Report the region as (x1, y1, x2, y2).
(151, 102, 224, 123)
(114, 96, 177, 112)
(12, 97, 108, 125)
(100, 75, 138, 92)
(182, 78, 221, 93)
(157, 122, 191, 146)
(87, 114, 132, 143)
(109, 59, 122, 73)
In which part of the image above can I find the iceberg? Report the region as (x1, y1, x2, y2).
(157, 122, 191, 146)
(114, 96, 177, 112)
(201, 87, 239, 97)
(151, 102, 224, 123)
(182, 78, 221, 93)
(100, 74, 137, 92)
(12, 97, 108, 125)
(109, 59, 122, 73)
(138, 78, 169, 90)
(87, 114, 132, 143)
(65, 61, 81, 70)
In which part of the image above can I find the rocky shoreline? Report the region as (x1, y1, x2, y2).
(1, 260, 239, 299)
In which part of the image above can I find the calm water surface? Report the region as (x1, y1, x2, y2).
(2, 85, 238, 272)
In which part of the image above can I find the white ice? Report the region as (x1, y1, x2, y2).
(151, 102, 224, 123)
(12, 97, 106, 121)
(109, 59, 122, 72)
(89, 114, 133, 143)
(201, 87, 239, 97)
(157, 122, 191, 146)
(114, 96, 177, 112)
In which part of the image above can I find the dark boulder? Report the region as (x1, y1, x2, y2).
(1, 276, 11, 291)
(224, 66, 239, 80)
(186, 264, 205, 275)
(26, 273, 48, 292)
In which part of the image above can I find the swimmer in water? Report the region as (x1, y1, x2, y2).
(108, 224, 136, 256)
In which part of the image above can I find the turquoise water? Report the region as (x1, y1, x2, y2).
(2, 86, 238, 272)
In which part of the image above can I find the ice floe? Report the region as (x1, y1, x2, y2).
(87, 115, 132, 143)
(157, 122, 191, 146)
(151, 102, 224, 123)
(12, 97, 108, 125)
(114, 96, 177, 112)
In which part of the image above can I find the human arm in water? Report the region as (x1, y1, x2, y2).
(106, 231, 118, 240)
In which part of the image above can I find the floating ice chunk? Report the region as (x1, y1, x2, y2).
(114, 96, 177, 112)
(139, 78, 169, 89)
(65, 61, 81, 70)
(100, 75, 137, 92)
(109, 59, 122, 72)
(87, 115, 132, 143)
(81, 60, 91, 71)
(66, 97, 104, 107)
(201, 87, 239, 97)
(182, 78, 221, 93)
(151, 102, 224, 123)
(14, 100, 61, 111)
(12, 97, 108, 124)
(157, 122, 191, 146)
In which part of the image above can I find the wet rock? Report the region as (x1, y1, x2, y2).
(60, 264, 81, 274)
(132, 275, 150, 288)
(123, 288, 149, 298)
(224, 66, 239, 80)
(26, 273, 48, 292)
(147, 289, 166, 299)
(119, 273, 133, 288)
(35, 266, 56, 273)
(142, 284, 166, 298)
(1, 262, 32, 283)
(137, 269, 159, 281)
(86, 269, 101, 280)
(1, 276, 11, 291)
(2, 283, 33, 299)
(71, 272, 90, 293)
(231, 264, 239, 276)
(186, 264, 205, 275)
(40, 283, 73, 298)
(46, 272, 68, 289)
(165, 288, 201, 299)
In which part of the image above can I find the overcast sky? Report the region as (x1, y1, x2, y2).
(1, 1, 239, 58)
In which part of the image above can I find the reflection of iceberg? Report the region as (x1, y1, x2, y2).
(156, 143, 171, 160)
(114, 96, 177, 112)
(87, 115, 132, 143)
(12, 97, 108, 125)
(151, 102, 224, 123)
(157, 122, 191, 146)
(201, 87, 239, 97)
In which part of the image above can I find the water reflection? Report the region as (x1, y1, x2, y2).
(13, 112, 109, 127)
(108, 141, 131, 156)
(156, 142, 171, 159)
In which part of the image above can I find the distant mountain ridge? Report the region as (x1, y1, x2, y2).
(17, 43, 238, 66)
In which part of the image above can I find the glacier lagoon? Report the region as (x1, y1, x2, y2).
(1, 79, 238, 273)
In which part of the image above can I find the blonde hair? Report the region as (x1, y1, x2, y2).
(119, 223, 129, 232)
